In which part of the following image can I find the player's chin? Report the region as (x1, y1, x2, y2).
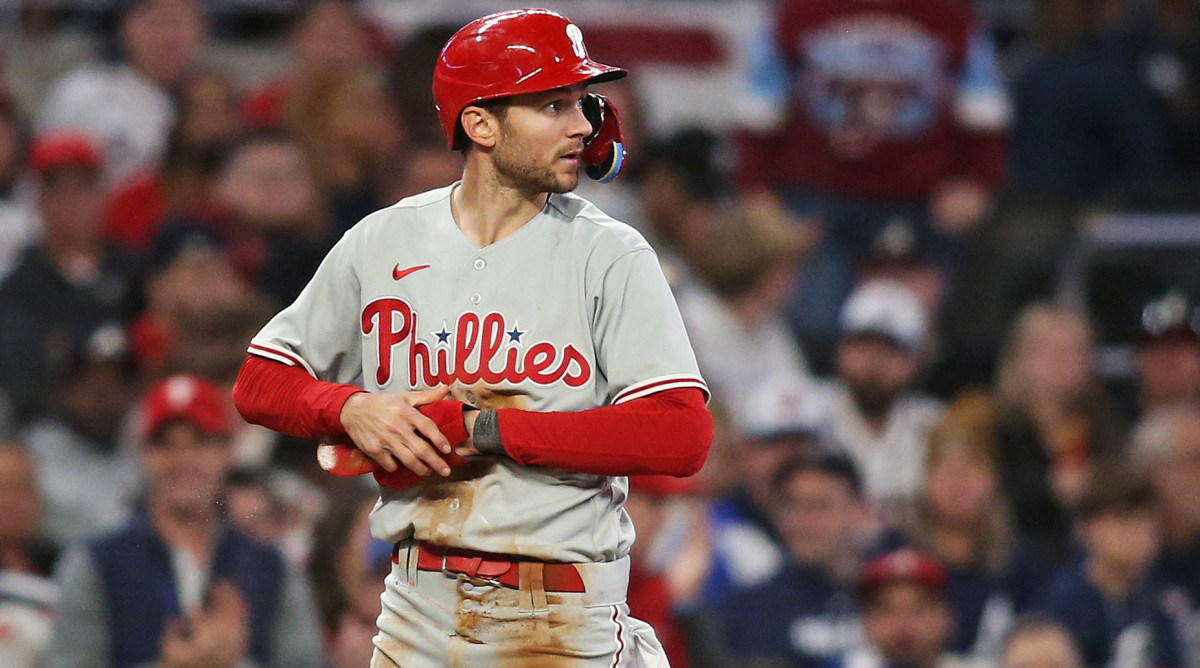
(546, 168, 579, 194)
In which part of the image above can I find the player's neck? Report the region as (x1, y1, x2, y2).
(454, 164, 548, 247)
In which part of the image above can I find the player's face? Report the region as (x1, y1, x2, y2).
(491, 84, 593, 195)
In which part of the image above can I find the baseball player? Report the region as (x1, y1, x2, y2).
(231, 8, 712, 667)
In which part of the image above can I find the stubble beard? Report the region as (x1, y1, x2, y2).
(493, 142, 578, 197)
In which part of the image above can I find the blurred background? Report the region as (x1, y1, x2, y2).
(2, 0, 1200, 666)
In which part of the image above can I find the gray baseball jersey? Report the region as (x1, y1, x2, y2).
(248, 184, 707, 563)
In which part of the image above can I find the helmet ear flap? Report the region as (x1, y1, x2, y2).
(581, 93, 626, 183)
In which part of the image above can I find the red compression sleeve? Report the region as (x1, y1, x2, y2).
(496, 388, 712, 477)
(232, 354, 364, 439)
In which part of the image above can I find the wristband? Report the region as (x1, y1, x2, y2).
(471, 409, 506, 457)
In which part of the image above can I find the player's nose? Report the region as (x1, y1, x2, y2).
(567, 104, 592, 139)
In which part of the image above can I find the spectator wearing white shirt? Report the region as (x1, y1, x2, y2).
(826, 280, 944, 517)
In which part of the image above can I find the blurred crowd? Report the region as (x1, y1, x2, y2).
(2, 0, 1200, 667)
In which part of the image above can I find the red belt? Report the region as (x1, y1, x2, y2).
(392, 542, 586, 593)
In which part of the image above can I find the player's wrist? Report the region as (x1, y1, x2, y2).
(470, 409, 506, 457)
(337, 391, 368, 431)
(463, 405, 480, 436)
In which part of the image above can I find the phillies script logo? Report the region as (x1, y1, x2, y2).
(362, 298, 593, 388)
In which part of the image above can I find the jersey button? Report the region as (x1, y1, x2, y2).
(449, 498, 461, 513)
(470, 294, 482, 305)
(473, 258, 486, 270)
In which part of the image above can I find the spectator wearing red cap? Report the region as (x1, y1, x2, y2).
(38, 0, 208, 186)
(47, 373, 324, 668)
(0, 132, 137, 421)
(828, 549, 956, 668)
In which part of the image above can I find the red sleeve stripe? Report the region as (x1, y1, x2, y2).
(246, 342, 316, 378)
(612, 376, 709, 405)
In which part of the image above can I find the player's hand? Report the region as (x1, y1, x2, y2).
(340, 387, 454, 476)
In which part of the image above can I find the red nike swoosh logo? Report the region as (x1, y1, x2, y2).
(393, 264, 430, 280)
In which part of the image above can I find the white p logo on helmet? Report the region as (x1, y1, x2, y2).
(566, 23, 587, 59)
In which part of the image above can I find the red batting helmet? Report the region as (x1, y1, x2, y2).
(433, 8, 627, 150)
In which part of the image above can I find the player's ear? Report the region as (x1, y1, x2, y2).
(460, 106, 500, 150)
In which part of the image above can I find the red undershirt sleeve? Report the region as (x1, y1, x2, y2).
(234, 355, 713, 479)
(495, 388, 712, 478)
(232, 354, 364, 440)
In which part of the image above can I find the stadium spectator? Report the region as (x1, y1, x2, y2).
(223, 467, 287, 549)
(999, 616, 1085, 668)
(47, 374, 323, 668)
(1133, 291, 1200, 417)
(151, 132, 334, 306)
(904, 394, 1053, 661)
(0, 440, 58, 668)
(381, 138, 465, 204)
(857, 220, 946, 326)
(1130, 405, 1200, 661)
(129, 225, 253, 377)
(0, 132, 137, 419)
(739, 0, 1009, 349)
(719, 451, 872, 668)
(634, 128, 730, 272)
(20, 325, 141, 545)
(830, 549, 956, 668)
(103, 70, 242, 254)
(825, 280, 943, 516)
(38, 0, 208, 186)
(1036, 468, 1182, 668)
(281, 67, 404, 231)
(707, 375, 830, 600)
(1009, 0, 1167, 201)
(242, 0, 380, 130)
(1129, 0, 1200, 184)
(992, 303, 1124, 561)
(386, 24, 459, 145)
(677, 196, 815, 408)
